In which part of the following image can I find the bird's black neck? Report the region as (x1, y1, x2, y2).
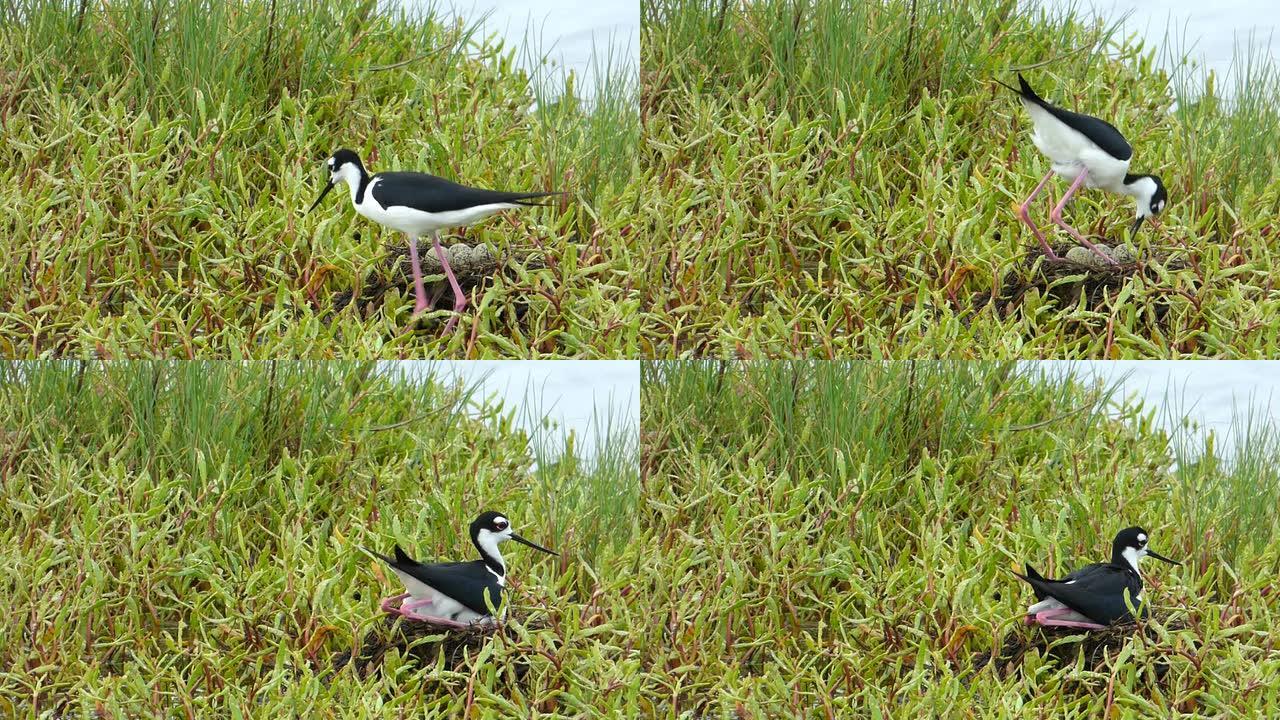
(1111, 546, 1126, 566)
(354, 169, 371, 205)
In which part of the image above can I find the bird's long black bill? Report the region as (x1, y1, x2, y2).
(1148, 549, 1180, 565)
(308, 181, 335, 213)
(511, 533, 558, 556)
(1131, 215, 1146, 235)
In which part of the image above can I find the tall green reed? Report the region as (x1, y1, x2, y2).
(644, 0, 1122, 130)
(1160, 23, 1280, 208)
(2, 0, 638, 204)
(520, 26, 641, 202)
(507, 380, 639, 561)
(1152, 380, 1280, 563)
(643, 360, 1123, 501)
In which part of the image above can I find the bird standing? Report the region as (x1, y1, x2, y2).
(366, 510, 558, 628)
(998, 73, 1168, 264)
(309, 149, 563, 333)
(1013, 526, 1180, 630)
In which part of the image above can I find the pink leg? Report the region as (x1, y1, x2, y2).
(1032, 607, 1106, 630)
(1018, 171, 1057, 259)
(402, 596, 433, 609)
(380, 593, 410, 614)
(407, 236, 429, 315)
(403, 611, 470, 628)
(401, 597, 470, 628)
(379, 594, 469, 628)
(1051, 169, 1117, 265)
(432, 231, 467, 335)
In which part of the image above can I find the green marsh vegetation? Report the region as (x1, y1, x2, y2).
(642, 0, 1280, 357)
(640, 360, 1280, 714)
(0, 361, 643, 715)
(0, 0, 640, 357)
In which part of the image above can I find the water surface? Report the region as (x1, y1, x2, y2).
(432, 360, 639, 463)
(444, 0, 638, 97)
(1056, 0, 1278, 90)
(1042, 361, 1280, 458)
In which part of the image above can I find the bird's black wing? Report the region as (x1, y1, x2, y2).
(1009, 73, 1133, 161)
(370, 172, 562, 214)
(1024, 558, 1105, 586)
(1059, 561, 1109, 583)
(1040, 104, 1133, 161)
(403, 549, 501, 615)
(1014, 564, 1140, 624)
(367, 546, 503, 615)
(408, 560, 505, 615)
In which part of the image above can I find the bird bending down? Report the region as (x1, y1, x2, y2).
(1013, 526, 1180, 630)
(366, 511, 558, 628)
(998, 73, 1168, 264)
(309, 149, 564, 333)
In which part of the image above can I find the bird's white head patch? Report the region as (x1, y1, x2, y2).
(1128, 174, 1168, 220)
(325, 149, 364, 187)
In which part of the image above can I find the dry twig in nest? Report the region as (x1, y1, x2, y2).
(965, 615, 1186, 683)
(329, 241, 546, 320)
(971, 240, 1188, 320)
(326, 612, 548, 682)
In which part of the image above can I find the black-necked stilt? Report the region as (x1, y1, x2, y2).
(309, 149, 563, 333)
(366, 510, 558, 628)
(998, 73, 1168, 264)
(1014, 526, 1180, 630)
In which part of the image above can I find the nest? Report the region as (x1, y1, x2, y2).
(329, 239, 545, 321)
(970, 239, 1188, 320)
(967, 616, 1186, 681)
(326, 612, 547, 682)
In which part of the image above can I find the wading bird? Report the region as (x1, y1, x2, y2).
(999, 73, 1167, 264)
(309, 149, 563, 333)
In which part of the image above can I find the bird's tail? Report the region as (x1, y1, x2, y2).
(362, 545, 401, 568)
(994, 73, 1043, 104)
(393, 544, 416, 565)
(1016, 563, 1050, 601)
(994, 77, 1022, 96)
(993, 73, 1044, 101)
(510, 191, 568, 207)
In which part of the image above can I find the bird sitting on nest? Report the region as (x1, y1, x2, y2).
(365, 511, 558, 629)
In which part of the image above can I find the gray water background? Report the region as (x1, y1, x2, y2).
(1040, 361, 1280, 462)
(442, 0, 638, 97)
(1051, 0, 1278, 94)
(396, 361, 640, 465)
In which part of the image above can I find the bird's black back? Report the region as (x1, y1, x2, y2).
(1005, 73, 1134, 162)
(367, 172, 561, 214)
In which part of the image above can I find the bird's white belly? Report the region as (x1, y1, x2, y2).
(355, 198, 517, 236)
(1044, 149, 1129, 192)
(1027, 596, 1067, 614)
(1026, 596, 1094, 624)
